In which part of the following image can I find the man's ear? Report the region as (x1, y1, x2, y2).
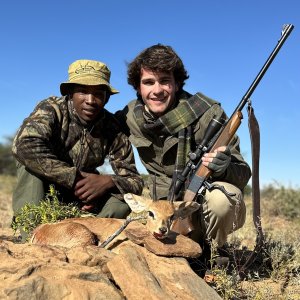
(173, 201, 200, 219)
(124, 193, 151, 213)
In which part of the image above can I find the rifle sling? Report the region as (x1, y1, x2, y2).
(239, 104, 265, 276)
(247, 104, 264, 242)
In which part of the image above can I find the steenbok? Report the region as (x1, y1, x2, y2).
(31, 193, 200, 248)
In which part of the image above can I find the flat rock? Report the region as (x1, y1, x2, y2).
(107, 243, 221, 300)
(0, 230, 220, 300)
(125, 225, 202, 257)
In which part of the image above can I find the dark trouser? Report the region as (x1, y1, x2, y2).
(13, 163, 130, 218)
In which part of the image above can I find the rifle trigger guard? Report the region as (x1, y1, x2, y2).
(203, 181, 236, 197)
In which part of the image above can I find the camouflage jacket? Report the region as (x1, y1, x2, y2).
(116, 91, 251, 199)
(12, 96, 143, 195)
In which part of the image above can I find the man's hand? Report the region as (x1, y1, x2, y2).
(74, 171, 115, 204)
(201, 146, 231, 176)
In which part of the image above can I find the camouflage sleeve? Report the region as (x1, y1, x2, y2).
(12, 99, 77, 189)
(108, 132, 144, 195)
(114, 106, 131, 137)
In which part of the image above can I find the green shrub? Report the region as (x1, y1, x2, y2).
(261, 182, 300, 220)
(266, 237, 297, 280)
(243, 184, 252, 196)
(11, 185, 86, 236)
(0, 136, 16, 175)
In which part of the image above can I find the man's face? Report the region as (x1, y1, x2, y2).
(71, 85, 107, 123)
(138, 68, 178, 117)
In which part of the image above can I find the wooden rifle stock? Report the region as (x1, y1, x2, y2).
(171, 112, 243, 235)
(184, 111, 243, 202)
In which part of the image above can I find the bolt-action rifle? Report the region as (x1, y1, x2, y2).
(171, 24, 294, 235)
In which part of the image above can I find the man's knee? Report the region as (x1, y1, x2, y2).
(97, 195, 130, 219)
(13, 164, 46, 213)
(204, 182, 246, 242)
(205, 181, 245, 219)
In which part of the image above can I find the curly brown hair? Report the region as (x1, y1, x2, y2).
(127, 44, 189, 91)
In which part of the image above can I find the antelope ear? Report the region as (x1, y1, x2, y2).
(123, 193, 152, 213)
(173, 201, 200, 219)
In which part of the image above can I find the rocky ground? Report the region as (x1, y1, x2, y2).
(1, 176, 299, 299)
(0, 177, 221, 300)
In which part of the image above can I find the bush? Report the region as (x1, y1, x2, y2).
(265, 236, 298, 280)
(261, 182, 300, 220)
(11, 185, 86, 237)
(0, 136, 16, 176)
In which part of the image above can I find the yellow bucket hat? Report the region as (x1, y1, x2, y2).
(60, 59, 119, 96)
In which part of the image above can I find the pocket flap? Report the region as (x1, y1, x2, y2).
(129, 135, 152, 148)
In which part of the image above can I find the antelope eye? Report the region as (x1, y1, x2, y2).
(148, 211, 155, 219)
(169, 214, 175, 223)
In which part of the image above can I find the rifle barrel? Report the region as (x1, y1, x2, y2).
(182, 24, 294, 204)
(233, 24, 294, 115)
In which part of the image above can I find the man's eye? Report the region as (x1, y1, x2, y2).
(95, 92, 106, 99)
(74, 89, 87, 95)
(142, 80, 154, 86)
(160, 79, 170, 84)
(148, 211, 155, 219)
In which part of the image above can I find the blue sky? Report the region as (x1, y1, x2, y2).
(1, 0, 299, 187)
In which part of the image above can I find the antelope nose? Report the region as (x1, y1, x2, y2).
(159, 227, 167, 234)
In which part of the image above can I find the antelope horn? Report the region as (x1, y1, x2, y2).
(153, 174, 157, 201)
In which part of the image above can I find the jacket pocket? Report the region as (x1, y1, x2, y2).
(129, 135, 152, 148)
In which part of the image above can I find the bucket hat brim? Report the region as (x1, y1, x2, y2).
(60, 60, 119, 96)
(60, 80, 119, 96)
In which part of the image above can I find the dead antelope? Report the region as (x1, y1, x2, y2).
(31, 193, 200, 248)
(124, 193, 199, 239)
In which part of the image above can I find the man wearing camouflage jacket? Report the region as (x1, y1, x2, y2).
(12, 59, 143, 219)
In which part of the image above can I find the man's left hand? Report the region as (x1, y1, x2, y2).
(74, 172, 115, 203)
(201, 146, 231, 176)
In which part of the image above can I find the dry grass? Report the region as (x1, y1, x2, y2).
(0, 174, 16, 194)
(0, 175, 299, 299)
(0, 175, 16, 228)
(216, 193, 300, 299)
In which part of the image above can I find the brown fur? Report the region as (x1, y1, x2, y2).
(31, 222, 98, 248)
(30, 193, 200, 248)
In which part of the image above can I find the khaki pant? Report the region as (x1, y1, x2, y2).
(190, 181, 246, 247)
(12, 163, 130, 219)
